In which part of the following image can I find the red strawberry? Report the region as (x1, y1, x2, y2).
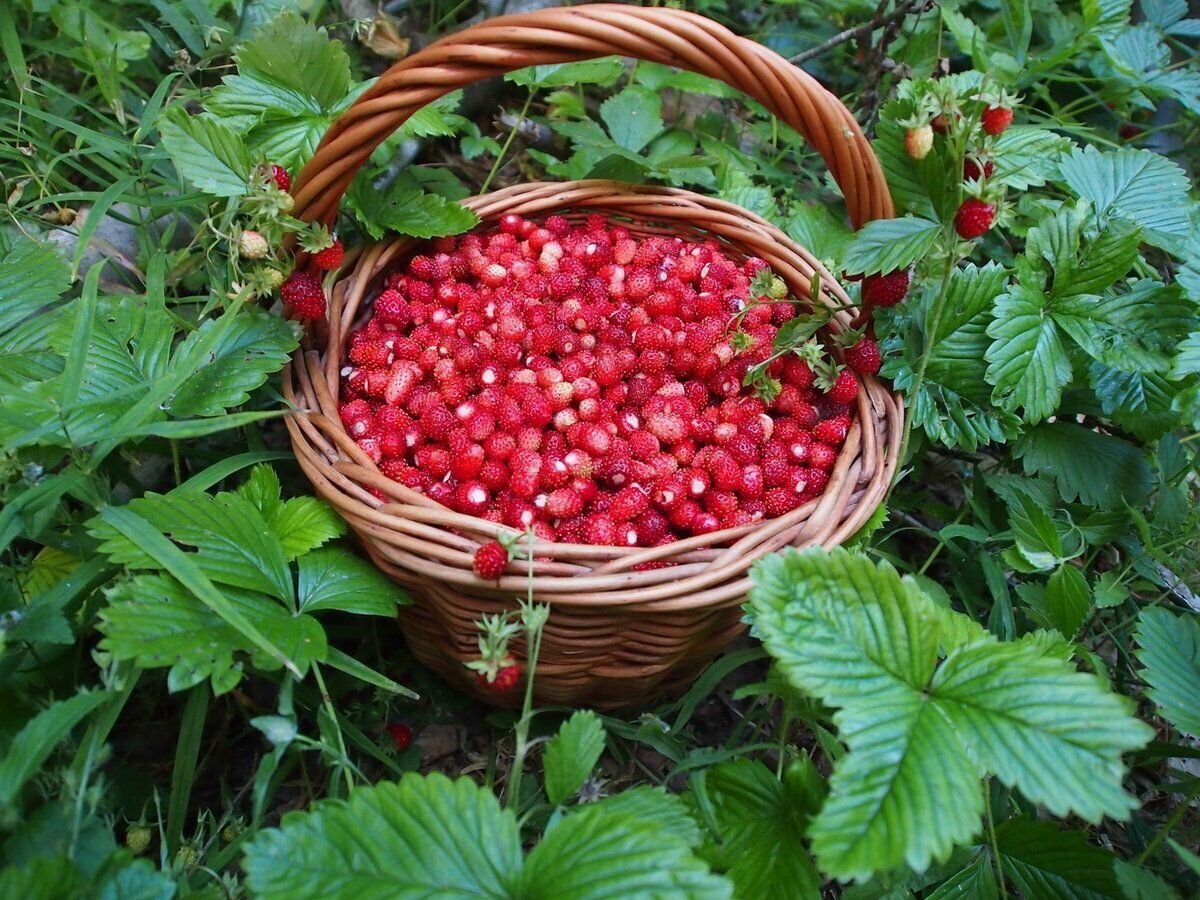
(387, 723, 413, 751)
(954, 198, 997, 240)
(280, 271, 325, 319)
(270, 164, 290, 192)
(828, 370, 859, 403)
(981, 106, 1013, 136)
(905, 124, 933, 160)
(844, 339, 882, 375)
(477, 664, 520, 692)
(813, 415, 850, 444)
(963, 158, 995, 181)
(314, 238, 344, 270)
(472, 540, 509, 580)
(861, 270, 910, 307)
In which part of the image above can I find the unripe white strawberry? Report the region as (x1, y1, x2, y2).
(238, 229, 269, 259)
(904, 124, 934, 160)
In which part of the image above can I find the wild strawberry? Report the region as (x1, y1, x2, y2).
(375, 289, 408, 325)
(809, 443, 838, 470)
(546, 487, 584, 518)
(764, 487, 800, 517)
(844, 338, 882, 375)
(472, 540, 509, 580)
(954, 198, 997, 240)
(270, 164, 290, 192)
(813, 415, 850, 444)
(314, 238, 345, 270)
(905, 124, 934, 160)
(239, 230, 269, 259)
(387, 723, 413, 751)
(478, 664, 520, 691)
(125, 826, 152, 855)
(583, 513, 618, 545)
(981, 105, 1013, 136)
(861, 270, 910, 307)
(454, 481, 490, 516)
(827, 370, 859, 403)
(280, 271, 325, 319)
(963, 158, 995, 181)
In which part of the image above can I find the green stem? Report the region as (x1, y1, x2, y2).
(311, 663, 355, 797)
(505, 535, 546, 810)
(891, 244, 959, 486)
(480, 91, 534, 195)
(1134, 779, 1200, 865)
(983, 779, 1008, 896)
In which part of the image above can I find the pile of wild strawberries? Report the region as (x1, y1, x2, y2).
(332, 213, 882, 551)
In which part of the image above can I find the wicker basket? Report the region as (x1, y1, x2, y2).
(283, 4, 903, 709)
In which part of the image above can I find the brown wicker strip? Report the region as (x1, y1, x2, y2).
(283, 5, 903, 707)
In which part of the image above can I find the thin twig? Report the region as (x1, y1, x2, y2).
(788, 0, 929, 66)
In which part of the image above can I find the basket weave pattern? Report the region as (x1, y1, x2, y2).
(285, 5, 904, 708)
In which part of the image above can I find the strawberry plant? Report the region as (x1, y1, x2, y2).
(2, 0, 1200, 897)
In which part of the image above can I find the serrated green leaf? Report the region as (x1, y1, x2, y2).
(160, 110, 252, 197)
(99, 574, 326, 692)
(1114, 861, 1182, 899)
(296, 547, 407, 617)
(1171, 332, 1200, 378)
(0, 236, 71, 337)
(508, 58, 626, 88)
(841, 217, 941, 277)
(234, 12, 350, 110)
(993, 816, 1121, 899)
(750, 549, 1150, 880)
(992, 126, 1074, 191)
(1094, 573, 1130, 609)
(209, 72, 323, 118)
(251, 114, 328, 171)
(600, 86, 665, 154)
(543, 711, 606, 806)
(237, 465, 283, 520)
(1134, 607, 1200, 736)
(985, 284, 1072, 423)
(166, 307, 298, 417)
(1059, 145, 1191, 252)
(0, 856, 80, 900)
(691, 760, 822, 899)
(89, 491, 293, 602)
(1013, 423, 1153, 508)
(243, 774, 523, 898)
(270, 497, 345, 559)
(1044, 564, 1092, 638)
(932, 639, 1150, 821)
(0, 690, 108, 809)
(926, 855, 999, 899)
(348, 172, 478, 240)
(592, 788, 702, 847)
(872, 108, 941, 220)
(521, 804, 732, 899)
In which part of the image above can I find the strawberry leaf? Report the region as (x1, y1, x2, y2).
(840, 217, 940, 277)
(1135, 607, 1200, 736)
(160, 109, 252, 197)
(165, 307, 299, 418)
(750, 549, 1151, 881)
(296, 548, 407, 617)
(689, 759, 822, 899)
(347, 172, 478, 240)
(543, 710, 606, 806)
(1012, 422, 1153, 508)
(1059, 145, 1191, 252)
(99, 574, 326, 692)
(985, 284, 1073, 423)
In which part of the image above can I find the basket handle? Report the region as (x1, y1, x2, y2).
(292, 4, 894, 230)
